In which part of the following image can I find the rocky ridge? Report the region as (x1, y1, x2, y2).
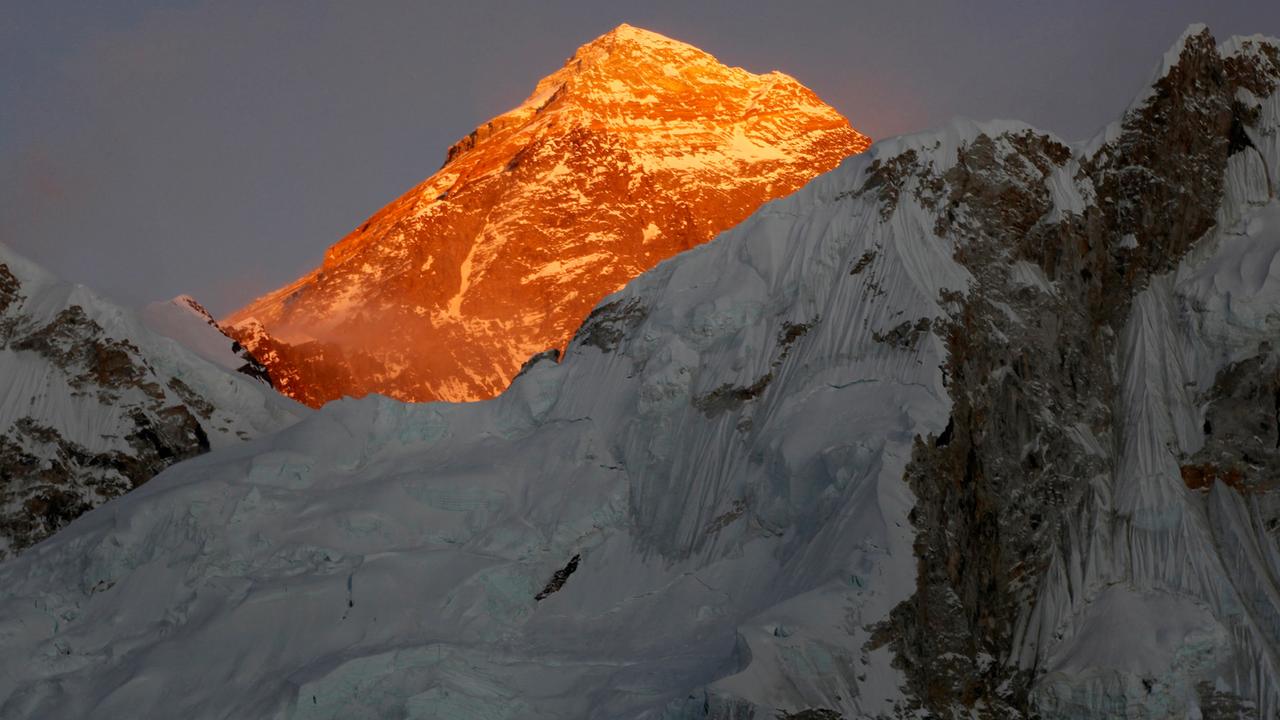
(0, 245, 304, 558)
(864, 26, 1280, 717)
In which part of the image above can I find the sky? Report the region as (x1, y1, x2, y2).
(3, 1, 1278, 316)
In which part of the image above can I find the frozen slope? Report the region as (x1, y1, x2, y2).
(0, 244, 305, 558)
(0, 123, 966, 719)
(2, 26, 1280, 720)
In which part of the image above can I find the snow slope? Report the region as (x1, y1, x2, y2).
(141, 295, 274, 385)
(1, 26, 1278, 720)
(0, 119, 958, 718)
(0, 244, 305, 558)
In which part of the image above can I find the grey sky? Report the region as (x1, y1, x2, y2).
(3, 1, 1277, 315)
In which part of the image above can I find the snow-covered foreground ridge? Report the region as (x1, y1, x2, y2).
(0, 245, 304, 559)
(2, 26, 1280, 719)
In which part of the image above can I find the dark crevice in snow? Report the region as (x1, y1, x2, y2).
(534, 554, 581, 601)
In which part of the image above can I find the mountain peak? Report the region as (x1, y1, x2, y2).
(513, 23, 747, 118)
(225, 26, 869, 406)
(575, 23, 702, 60)
(1122, 23, 1221, 113)
(168, 294, 217, 323)
(595, 23, 680, 47)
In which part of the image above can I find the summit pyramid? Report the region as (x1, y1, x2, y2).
(225, 24, 869, 406)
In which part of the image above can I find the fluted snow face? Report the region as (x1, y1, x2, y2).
(1030, 41, 1280, 717)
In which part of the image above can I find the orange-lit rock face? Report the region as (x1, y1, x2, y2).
(225, 24, 870, 406)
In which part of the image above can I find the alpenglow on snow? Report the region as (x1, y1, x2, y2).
(223, 24, 869, 408)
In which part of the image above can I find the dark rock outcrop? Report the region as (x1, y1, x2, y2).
(866, 28, 1280, 717)
(534, 554, 581, 601)
(0, 263, 256, 558)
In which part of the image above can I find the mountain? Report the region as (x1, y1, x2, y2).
(141, 295, 275, 386)
(0, 245, 305, 559)
(2, 24, 1279, 720)
(224, 23, 869, 407)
